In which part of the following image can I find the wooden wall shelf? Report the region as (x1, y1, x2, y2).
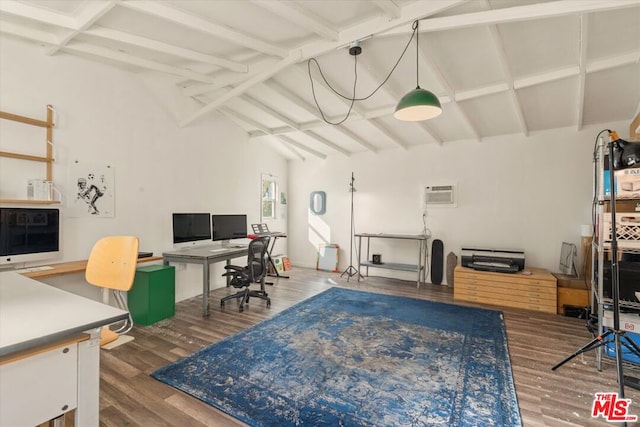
(0, 105, 55, 204)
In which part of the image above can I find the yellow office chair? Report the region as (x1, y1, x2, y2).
(85, 236, 139, 346)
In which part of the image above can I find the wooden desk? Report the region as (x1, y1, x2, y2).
(20, 256, 162, 279)
(0, 272, 128, 426)
(162, 245, 247, 316)
(454, 266, 557, 313)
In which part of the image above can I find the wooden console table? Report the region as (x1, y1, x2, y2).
(355, 233, 429, 287)
(454, 265, 557, 313)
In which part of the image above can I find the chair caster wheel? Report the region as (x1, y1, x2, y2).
(220, 301, 225, 307)
(239, 307, 244, 313)
(267, 300, 271, 308)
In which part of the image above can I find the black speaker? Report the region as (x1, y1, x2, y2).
(372, 254, 382, 264)
(601, 261, 640, 302)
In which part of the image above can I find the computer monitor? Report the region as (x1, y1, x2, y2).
(212, 214, 247, 244)
(0, 207, 61, 266)
(172, 213, 211, 245)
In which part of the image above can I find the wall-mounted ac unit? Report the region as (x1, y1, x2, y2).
(425, 184, 457, 207)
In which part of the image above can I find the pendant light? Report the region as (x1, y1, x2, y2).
(394, 20, 442, 121)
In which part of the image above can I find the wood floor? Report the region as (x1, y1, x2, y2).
(89, 267, 640, 426)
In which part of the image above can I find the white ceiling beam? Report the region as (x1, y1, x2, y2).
(225, 97, 350, 157)
(239, 94, 301, 131)
(63, 42, 216, 83)
(576, 14, 589, 131)
(85, 27, 247, 73)
(0, 0, 76, 28)
(250, 0, 338, 41)
(180, 0, 465, 127)
(279, 139, 306, 161)
(334, 127, 378, 153)
(383, 0, 640, 36)
(182, 58, 278, 97)
(455, 83, 509, 101)
(46, 1, 117, 56)
(0, 19, 58, 45)
(262, 80, 323, 119)
(367, 119, 408, 150)
(586, 51, 640, 73)
(277, 135, 327, 160)
(219, 107, 270, 135)
(485, 8, 528, 137)
(180, 51, 302, 126)
(119, 0, 288, 58)
(373, 0, 402, 19)
(303, 131, 351, 157)
(513, 66, 580, 90)
(299, 0, 467, 59)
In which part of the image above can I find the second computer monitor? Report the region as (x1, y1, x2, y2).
(212, 214, 247, 243)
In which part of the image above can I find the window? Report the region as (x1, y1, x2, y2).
(261, 175, 278, 221)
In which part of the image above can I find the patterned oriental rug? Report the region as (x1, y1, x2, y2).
(152, 287, 522, 426)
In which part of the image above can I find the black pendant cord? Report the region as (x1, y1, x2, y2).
(308, 20, 419, 125)
(415, 20, 420, 88)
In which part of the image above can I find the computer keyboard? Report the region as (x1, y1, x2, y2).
(209, 248, 227, 253)
(13, 265, 55, 273)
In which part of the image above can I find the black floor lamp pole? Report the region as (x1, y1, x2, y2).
(341, 172, 360, 281)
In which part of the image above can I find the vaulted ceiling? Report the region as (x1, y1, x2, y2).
(1, 0, 639, 160)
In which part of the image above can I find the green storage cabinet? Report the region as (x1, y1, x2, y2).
(128, 264, 175, 325)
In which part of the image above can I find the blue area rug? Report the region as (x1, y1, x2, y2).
(152, 287, 521, 426)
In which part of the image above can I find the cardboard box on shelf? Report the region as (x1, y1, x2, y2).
(604, 167, 640, 199)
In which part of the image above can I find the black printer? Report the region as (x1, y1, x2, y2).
(461, 247, 525, 273)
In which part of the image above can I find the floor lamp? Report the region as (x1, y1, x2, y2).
(552, 131, 640, 421)
(341, 172, 361, 281)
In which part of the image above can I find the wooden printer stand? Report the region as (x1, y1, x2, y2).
(454, 265, 557, 314)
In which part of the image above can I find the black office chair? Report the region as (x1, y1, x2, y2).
(220, 236, 271, 312)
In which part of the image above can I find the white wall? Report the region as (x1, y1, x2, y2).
(287, 122, 628, 284)
(0, 37, 288, 301)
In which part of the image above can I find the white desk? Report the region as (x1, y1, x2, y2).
(162, 245, 248, 316)
(0, 271, 128, 427)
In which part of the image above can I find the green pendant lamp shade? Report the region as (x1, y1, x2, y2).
(395, 20, 442, 122)
(394, 86, 442, 121)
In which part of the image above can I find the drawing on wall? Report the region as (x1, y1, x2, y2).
(68, 162, 115, 218)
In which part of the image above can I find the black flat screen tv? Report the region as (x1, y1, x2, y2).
(0, 207, 60, 265)
(172, 213, 212, 244)
(212, 214, 247, 242)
